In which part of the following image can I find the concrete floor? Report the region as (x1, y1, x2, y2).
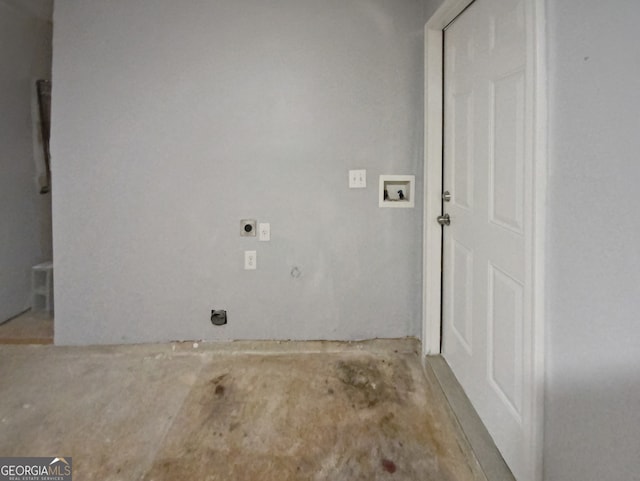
(0, 339, 485, 481)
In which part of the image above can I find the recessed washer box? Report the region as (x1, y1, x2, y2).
(379, 175, 415, 208)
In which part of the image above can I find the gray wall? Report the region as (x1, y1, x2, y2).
(545, 0, 640, 479)
(0, 0, 53, 322)
(51, 0, 429, 345)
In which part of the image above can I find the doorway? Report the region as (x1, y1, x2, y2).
(422, 0, 546, 480)
(0, 0, 54, 343)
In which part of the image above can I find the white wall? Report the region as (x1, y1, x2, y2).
(51, 0, 431, 344)
(0, 0, 53, 322)
(545, 0, 640, 479)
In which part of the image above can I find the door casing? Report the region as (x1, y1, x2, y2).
(421, 0, 547, 480)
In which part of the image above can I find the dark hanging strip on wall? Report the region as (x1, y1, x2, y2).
(36, 79, 51, 194)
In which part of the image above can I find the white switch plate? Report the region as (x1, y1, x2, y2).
(349, 169, 366, 188)
(259, 223, 270, 241)
(244, 250, 257, 270)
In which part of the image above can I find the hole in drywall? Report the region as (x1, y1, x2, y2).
(211, 310, 227, 326)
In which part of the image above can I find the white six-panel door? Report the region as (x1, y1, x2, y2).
(441, 0, 533, 479)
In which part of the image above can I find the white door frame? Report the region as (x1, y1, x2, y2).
(421, 0, 547, 479)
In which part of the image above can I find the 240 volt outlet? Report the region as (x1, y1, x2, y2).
(211, 310, 227, 326)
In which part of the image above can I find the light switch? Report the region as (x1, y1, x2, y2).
(259, 223, 270, 241)
(349, 169, 367, 188)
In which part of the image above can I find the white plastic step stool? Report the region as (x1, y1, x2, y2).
(32, 261, 53, 312)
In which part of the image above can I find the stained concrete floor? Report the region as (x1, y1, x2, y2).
(0, 339, 485, 481)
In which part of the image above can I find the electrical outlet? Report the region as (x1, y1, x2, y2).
(244, 250, 257, 270)
(349, 169, 366, 188)
(240, 219, 257, 237)
(259, 223, 270, 241)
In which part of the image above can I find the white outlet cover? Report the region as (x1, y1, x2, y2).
(349, 169, 366, 188)
(259, 223, 270, 241)
(244, 250, 257, 270)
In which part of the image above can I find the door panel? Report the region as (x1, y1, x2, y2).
(490, 70, 525, 232)
(452, 91, 474, 210)
(451, 239, 473, 352)
(488, 262, 524, 419)
(442, 0, 531, 479)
